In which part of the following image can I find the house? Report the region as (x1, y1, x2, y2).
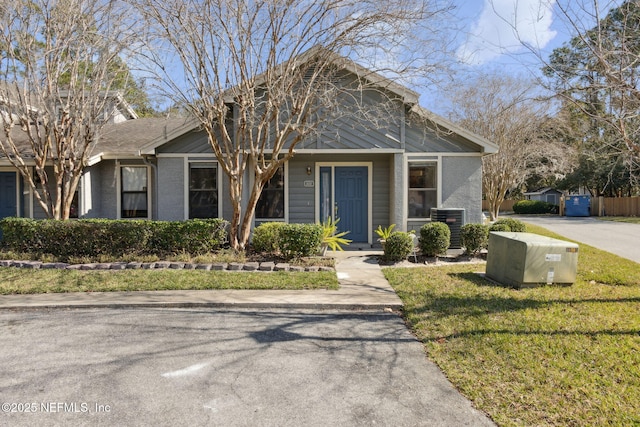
(1, 54, 498, 246)
(524, 187, 563, 206)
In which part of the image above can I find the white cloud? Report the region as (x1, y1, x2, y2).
(456, 0, 557, 65)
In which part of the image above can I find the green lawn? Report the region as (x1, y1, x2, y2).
(597, 216, 640, 224)
(384, 224, 640, 426)
(0, 268, 339, 294)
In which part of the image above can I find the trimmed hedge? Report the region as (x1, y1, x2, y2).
(419, 222, 451, 257)
(251, 222, 286, 253)
(460, 223, 489, 255)
(279, 223, 323, 259)
(513, 199, 558, 214)
(0, 217, 228, 259)
(383, 232, 415, 262)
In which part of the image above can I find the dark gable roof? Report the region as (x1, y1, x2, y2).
(0, 117, 192, 164)
(89, 117, 193, 162)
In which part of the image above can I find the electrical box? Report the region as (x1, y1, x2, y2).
(486, 232, 579, 288)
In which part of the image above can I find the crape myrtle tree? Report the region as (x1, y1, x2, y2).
(543, 0, 640, 189)
(446, 72, 571, 221)
(0, 0, 142, 219)
(139, 0, 453, 251)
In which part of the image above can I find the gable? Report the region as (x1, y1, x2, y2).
(142, 50, 497, 156)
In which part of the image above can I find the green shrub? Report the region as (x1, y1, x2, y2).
(0, 217, 228, 260)
(460, 223, 489, 255)
(489, 218, 527, 232)
(279, 223, 323, 259)
(0, 217, 39, 252)
(488, 222, 510, 232)
(252, 222, 286, 253)
(383, 232, 415, 262)
(419, 222, 450, 257)
(513, 199, 558, 214)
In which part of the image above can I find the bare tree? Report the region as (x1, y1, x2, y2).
(0, 0, 141, 219)
(139, 0, 453, 250)
(490, 0, 640, 189)
(542, 0, 640, 188)
(446, 72, 572, 220)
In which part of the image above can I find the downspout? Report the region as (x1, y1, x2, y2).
(142, 154, 158, 220)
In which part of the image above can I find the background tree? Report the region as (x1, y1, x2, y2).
(543, 0, 640, 191)
(140, 0, 453, 250)
(445, 72, 572, 220)
(0, 0, 142, 219)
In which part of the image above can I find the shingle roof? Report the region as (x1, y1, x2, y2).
(89, 117, 194, 160)
(0, 117, 193, 164)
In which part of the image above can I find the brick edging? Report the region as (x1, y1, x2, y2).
(0, 260, 334, 272)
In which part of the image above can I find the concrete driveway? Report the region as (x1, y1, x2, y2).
(515, 215, 640, 264)
(0, 308, 495, 427)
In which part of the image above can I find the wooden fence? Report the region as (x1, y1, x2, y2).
(594, 196, 640, 217)
(484, 197, 640, 217)
(482, 200, 516, 212)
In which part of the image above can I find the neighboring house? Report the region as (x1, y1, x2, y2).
(524, 188, 563, 206)
(0, 54, 498, 245)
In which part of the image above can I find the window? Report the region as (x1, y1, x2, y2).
(408, 163, 437, 218)
(189, 163, 218, 218)
(256, 165, 284, 219)
(69, 190, 79, 218)
(121, 166, 148, 218)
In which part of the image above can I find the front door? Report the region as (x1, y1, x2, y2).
(320, 166, 368, 242)
(0, 172, 17, 239)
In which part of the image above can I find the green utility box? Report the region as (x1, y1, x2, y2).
(486, 232, 579, 288)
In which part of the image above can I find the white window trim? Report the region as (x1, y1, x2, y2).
(314, 161, 373, 245)
(254, 161, 288, 223)
(116, 162, 152, 220)
(183, 159, 223, 220)
(406, 157, 441, 221)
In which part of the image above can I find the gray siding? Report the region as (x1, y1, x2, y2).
(98, 160, 119, 219)
(441, 156, 483, 224)
(405, 115, 479, 153)
(313, 93, 403, 151)
(287, 159, 314, 224)
(156, 131, 211, 154)
(286, 153, 391, 243)
(84, 163, 105, 218)
(157, 157, 185, 220)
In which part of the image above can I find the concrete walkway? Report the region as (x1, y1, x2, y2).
(0, 250, 402, 310)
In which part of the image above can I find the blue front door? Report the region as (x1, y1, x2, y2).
(0, 172, 17, 239)
(335, 167, 368, 242)
(0, 172, 17, 218)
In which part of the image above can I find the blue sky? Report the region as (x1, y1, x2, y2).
(419, 0, 624, 113)
(454, 0, 561, 68)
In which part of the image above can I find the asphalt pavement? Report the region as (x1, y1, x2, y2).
(516, 215, 640, 264)
(0, 308, 495, 426)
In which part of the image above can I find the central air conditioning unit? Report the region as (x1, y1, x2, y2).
(430, 208, 465, 249)
(486, 232, 579, 288)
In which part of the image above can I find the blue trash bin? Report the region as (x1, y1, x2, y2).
(565, 195, 590, 217)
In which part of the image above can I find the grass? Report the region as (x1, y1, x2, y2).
(597, 216, 640, 224)
(384, 223, 640, 426)
(0, 268, 339, 294)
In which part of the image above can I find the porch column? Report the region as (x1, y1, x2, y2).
(390, 153, 406, 231)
